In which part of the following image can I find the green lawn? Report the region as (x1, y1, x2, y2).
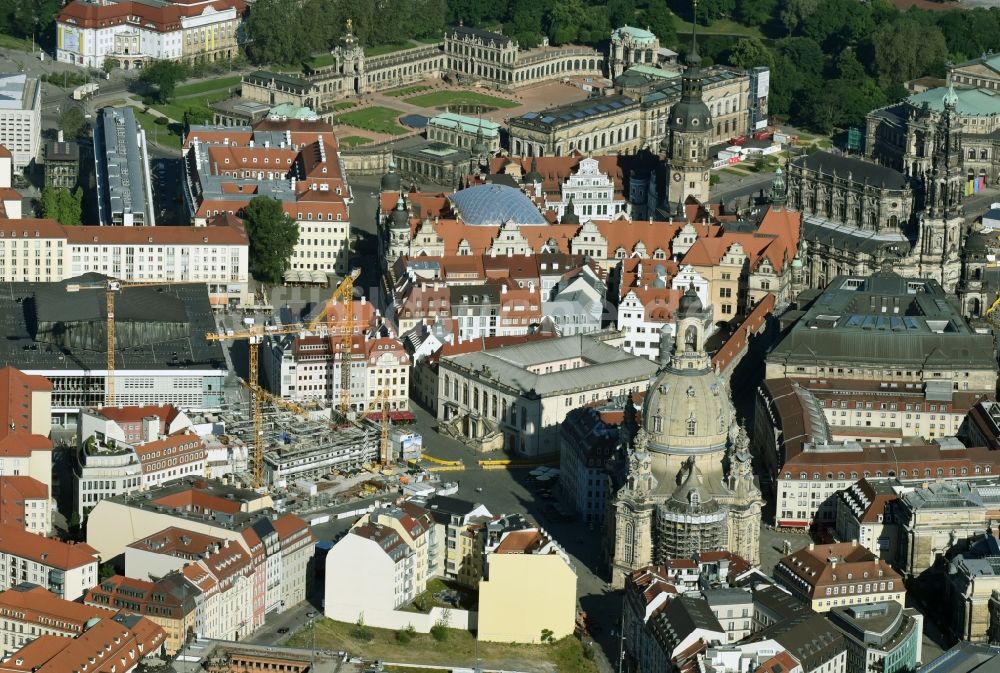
(671, 15, 763, 38)
(331, 101, 358, 111)
(385, 85, 432, 97)
(404, 90, 518, 110)
(365, 42, 412, 57)
(339, 135, 373, 147)
(132, 109, 182, 150)
(334, 106, 407, 135)
(0, 34, 34, 51)
(306, 53, 335, 70)
(173, 75, 241, 98)
(151, 92, 228, 124)
(271, 62, 306, 74)
(286, 618, 598, 673)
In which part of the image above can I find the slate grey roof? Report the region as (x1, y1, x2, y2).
(451, 26, 513, 48)
(791, 151, 909, 190)
(827, 601, 910, 646)
(512, 95, 637, 131)
(754, 613, 845, 671)
(649, 595, 723, 654)
(425, 495, 479, 518)
(768, 272, 997, 370)
(920, 642, 1000, 673)
(34, 274, 187, 324)
(0, 275, 225, 372)
(440, 333, 658, 396)
(802, 215, 912, 255)
(96, 107, 152, 224)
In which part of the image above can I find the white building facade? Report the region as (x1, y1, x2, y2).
(0, 75, 41, 171)
(56, 0, 242, 69)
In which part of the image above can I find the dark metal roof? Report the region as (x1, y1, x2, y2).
(450, 25, 513, 48)
(425, 495, 479, 517)
(769, 273, 997, 369)
(46, 141, 79, 162)
(0, 274, 225, 371)
(791, 151, 909, 190)
(34, 274, 187, 324)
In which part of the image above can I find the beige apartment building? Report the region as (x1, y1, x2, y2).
(774, 541, 905, 612)
(896, 480, 998, 578)
(946, 555, 1000, 643)
(0, 218, 251, 307)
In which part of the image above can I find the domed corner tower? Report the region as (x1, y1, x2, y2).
(662, 0, 712, 208)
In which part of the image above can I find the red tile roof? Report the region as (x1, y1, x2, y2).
(151, 489, 241, 516)
(0, 615, 165, 673)
(65, 223, 247, 246)
(58, 0, 244, 32)
(0, 525, 98, 570)
(494, 529, 546, 554)
(0, 585, 113, 631)
(128, 526, 226, 558)
(272, 514, 312, 543)
(0, 367, 51, 459)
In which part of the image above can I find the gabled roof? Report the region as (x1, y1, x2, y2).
(0, 525, 98, 570)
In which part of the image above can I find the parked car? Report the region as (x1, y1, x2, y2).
(277, 627, 289, 634)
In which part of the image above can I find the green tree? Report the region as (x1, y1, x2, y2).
(641, 3, 676, 46)
(873, 18, 948, 88)
(547, 0, 587, 45)
(800, 0, 874, 53)
(98, 562, 116, 582)
(698, 0, 736, 23)
(244, 196, 299, 284)
(540, 628, 554, 643)
(245, 0, 311, 65)
(139, 60, 187, 102)
(778, 0, 819, 35)
(102, 57, 116, 75)
(40, 186, 83, 225)
(58, 105, 87, 140)
(607, 0, 636, 29)
(735, 0, 778, 27)
(727, 37, 773, 70)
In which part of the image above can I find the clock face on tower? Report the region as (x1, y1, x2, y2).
(673, 172, 682, 182)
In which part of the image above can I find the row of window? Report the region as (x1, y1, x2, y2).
(784, 464, 991, 480)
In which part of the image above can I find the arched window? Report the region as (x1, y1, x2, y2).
(687, 417, 697, 436)
(623, 522, 635, 564)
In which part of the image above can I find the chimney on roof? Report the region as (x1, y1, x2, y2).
(808, 543, 814, 551)
(852, 539, 858, 547)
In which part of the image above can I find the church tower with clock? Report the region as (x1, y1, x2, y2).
(662, 0, 712, 207)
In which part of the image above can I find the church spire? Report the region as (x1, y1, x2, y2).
(688, 0, 701, 67)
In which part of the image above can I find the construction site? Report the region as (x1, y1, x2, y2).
(217, 391, 382, 489)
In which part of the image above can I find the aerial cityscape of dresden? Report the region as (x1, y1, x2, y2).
(4, 0, 1000, 671)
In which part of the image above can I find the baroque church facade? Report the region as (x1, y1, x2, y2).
(785, 87, 966, 294)
(606, 288, 761, 588)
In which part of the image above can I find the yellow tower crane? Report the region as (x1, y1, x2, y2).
(309, 269, 361, 416)
(240, 379, 310, 417)
(66, 278, 199, 407)
(206, 322, 318, 489)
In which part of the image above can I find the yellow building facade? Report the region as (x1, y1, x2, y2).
(477, 552, 577, 643)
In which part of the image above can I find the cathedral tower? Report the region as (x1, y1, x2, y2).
(916, 86, 964, 292)
(662, 0, 712, 206)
